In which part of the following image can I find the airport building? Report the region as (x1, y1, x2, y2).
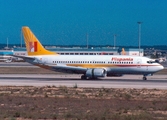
(0, 50, 13, 61)
(126, 48, 144, 56)
(13, 47, 143, 56)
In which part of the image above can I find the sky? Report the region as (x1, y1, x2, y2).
(0, 0, 167, 46)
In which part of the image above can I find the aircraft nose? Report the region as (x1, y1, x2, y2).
(158, 65, 164, 71)
(161, 65, 164, 70)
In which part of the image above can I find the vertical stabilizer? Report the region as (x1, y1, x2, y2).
(22, 26, 58, 56)
(122, 48, 126, 55)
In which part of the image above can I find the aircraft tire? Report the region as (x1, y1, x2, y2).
(81, 75, 86, 80)
(143, 76, 147, 80)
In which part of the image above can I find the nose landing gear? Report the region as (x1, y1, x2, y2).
(143, 74, 153, 80)
(143, 76, 147, 80)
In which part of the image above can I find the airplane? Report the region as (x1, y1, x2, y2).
(14, 26, 164, 80)
(0, 58, 12, 63)
(5, 58, 12, 63)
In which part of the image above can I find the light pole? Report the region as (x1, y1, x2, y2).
(7, 37, 8, 48)
(20, 29, 22, 48)
(113, 34, 117, 49)
(86, 33, 89, 49)
(137, 22, 142, 56)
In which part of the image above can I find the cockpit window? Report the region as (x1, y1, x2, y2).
(147, 60, 159, 64)
(155, 60, 159, 63)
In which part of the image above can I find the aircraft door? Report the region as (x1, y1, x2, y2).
(137, 59, 141, 68)
(43, 58, 48, 63)
(146, 65, 148, 71)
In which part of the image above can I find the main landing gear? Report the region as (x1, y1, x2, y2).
(81, 75, 87, 80)
(81, 75, 97, 80)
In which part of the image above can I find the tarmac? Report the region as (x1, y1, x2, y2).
(0, 74, 167, 89)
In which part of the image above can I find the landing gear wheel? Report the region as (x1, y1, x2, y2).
(81, 75, 86, 80)
(143, 76, 147, 80)
(81, 75, 85, 80)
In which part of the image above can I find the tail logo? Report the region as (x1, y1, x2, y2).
(29, 42, 37, 52)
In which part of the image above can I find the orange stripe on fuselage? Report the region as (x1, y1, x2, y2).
(66, 64, 161, 68)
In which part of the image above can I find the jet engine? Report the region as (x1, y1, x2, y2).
(86, 68, 107, 78)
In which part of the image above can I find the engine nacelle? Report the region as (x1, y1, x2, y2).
(86, 68, 107, 78)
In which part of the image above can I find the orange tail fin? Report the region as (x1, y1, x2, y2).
(22, 26, 58, 56)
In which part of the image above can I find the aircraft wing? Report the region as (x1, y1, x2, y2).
(10, 55, 42, 64)
(11, 55, 35, 60)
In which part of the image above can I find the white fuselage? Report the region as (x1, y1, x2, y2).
(28, 55, 164, 76)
